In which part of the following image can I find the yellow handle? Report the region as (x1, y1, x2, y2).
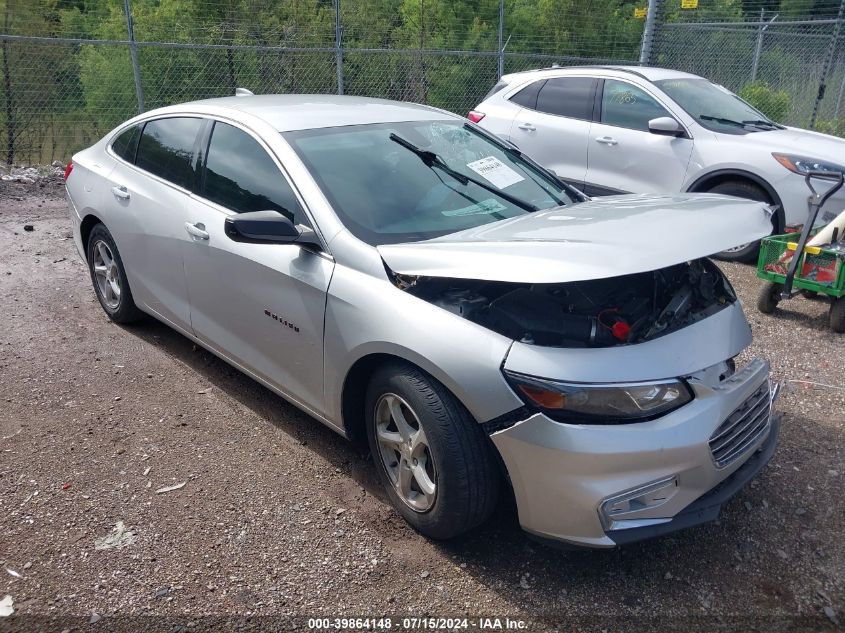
(786, 242, 822, 255)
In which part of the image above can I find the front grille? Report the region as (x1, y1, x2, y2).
(709, 382, 771, 469)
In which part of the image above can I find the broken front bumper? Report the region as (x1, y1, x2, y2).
(490, 358, 778, 548)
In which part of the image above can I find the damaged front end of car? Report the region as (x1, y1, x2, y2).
(389, 257, 736, 349)
(376, 194, 780, 547)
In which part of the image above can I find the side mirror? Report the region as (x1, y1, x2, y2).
(225, 210, 300, 243)
(648, 116, 685, 137)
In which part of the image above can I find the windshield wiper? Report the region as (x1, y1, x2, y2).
(700, 115, 750, 128)
(700, 114, 778, 131)
(742, 119, 783, 130)
(388, 133, 539, 213)
(461, 123, 582, 204)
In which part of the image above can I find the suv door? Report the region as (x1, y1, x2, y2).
(106, 116, 203, 330)
(585, 78, 694, 196)
(507, 76, 597, 189)
(182, 120, 334, 415)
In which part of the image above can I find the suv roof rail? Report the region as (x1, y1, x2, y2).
(519, 64, 650, 81)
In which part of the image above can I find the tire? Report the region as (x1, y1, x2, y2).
(706, 180, 773, 263)
(365, 362, 500, 539)
(86, 223, 144, 324)
(757, 282, 782, 314)
(830, 297, 845, 333)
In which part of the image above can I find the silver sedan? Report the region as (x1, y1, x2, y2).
(65, 94, 780, 548)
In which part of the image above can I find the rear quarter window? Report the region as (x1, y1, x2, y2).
(111, 125, 141, 163)
(509, 80, 545, 109)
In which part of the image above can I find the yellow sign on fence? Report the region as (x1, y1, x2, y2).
(634, 7, 647, 18)
(681, 0, 699, 8)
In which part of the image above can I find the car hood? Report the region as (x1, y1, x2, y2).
(377, 193, 772, 283)
(746, 126, 845, 161)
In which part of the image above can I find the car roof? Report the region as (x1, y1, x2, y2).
(176, 94, 456, 132)
(501, 65, 702, 84)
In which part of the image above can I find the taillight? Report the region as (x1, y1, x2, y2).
(467, 110, 486, 123)
(64, 159, 73, 181)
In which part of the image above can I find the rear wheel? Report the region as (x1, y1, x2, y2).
(757, 282, 783, 314)
(706, 180, 774, 263)
(830, 297, 845, 333)
(365, 362, 499, 539)
(87, 224, 143, 324)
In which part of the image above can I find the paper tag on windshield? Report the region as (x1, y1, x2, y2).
(442, 198, 507, 217)
(466, 156, 524, 189)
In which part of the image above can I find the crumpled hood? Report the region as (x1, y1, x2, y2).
(377, 193, 773, 283)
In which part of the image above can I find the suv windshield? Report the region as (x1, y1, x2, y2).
(654, 77, 780, 134)
(285, 120, 577, 245)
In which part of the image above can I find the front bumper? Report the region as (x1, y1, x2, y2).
(490, 358, 778, 548)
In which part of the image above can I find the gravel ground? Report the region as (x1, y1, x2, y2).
(1, 180, 843, 632)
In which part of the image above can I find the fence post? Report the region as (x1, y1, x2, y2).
(334, 0, 343, 95)
(835, 53, 845, 118)
(751, 10, 778, 82)
(639, 0, 661, 66)
(810, 0, 845, 128)
(497, 0, 504, 79)
(750, 9, 764, 81)
(123, 0, 144, 114)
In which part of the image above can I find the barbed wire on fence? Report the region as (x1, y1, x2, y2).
(1, 0, 844, 165)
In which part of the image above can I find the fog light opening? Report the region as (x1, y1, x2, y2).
(599, 475, 679, 531)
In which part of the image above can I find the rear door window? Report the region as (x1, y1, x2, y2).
(600, 79, 670, 132)
(111, 125, 141, 163)
(135, 117, 203, 190)
(535, 77, 597, 120)
(201, 121, 303, 223)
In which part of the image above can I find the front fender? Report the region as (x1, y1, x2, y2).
(322, 265, 523, 428)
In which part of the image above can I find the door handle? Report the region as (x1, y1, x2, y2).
(184, 222, 209, 240)
(595, 136, 618, 146)
(111, 185, 130, 200)
(517, 122, 536, 131)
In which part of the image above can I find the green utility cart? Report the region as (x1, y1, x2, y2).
(756, 171, 845, 333)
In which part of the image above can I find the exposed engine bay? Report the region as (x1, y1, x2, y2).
(392, 259, 736, 348)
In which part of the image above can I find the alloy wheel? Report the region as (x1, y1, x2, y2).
(92, 239, 121, 310)
(374, 393, 437, 512)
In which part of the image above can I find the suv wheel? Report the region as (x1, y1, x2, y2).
(706, 180, 774, 263)
(365, 362, 499, 539)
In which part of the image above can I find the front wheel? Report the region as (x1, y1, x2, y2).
(706, 180, 774, 263)
(365, 362, 500, 539)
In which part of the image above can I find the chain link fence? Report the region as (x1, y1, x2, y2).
(653, 16, 845, 131)
(1, 0, 844, 165)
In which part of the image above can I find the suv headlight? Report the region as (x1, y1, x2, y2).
(503, 371, 693, 423)
(772, 153, 845, 176)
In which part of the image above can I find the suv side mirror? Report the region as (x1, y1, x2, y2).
(225, 210, 301, 243)
(648, 116, 685, 137)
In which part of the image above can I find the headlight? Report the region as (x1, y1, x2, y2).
(503, 371, 693, 423)
(772, 153, 845, 176)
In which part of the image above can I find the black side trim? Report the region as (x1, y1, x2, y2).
(582, 181, 629, 197)
(481, 406, 532, 435)
(607, 413, 781, 546)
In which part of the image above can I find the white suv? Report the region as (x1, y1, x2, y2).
(471, 65, 845, 261)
